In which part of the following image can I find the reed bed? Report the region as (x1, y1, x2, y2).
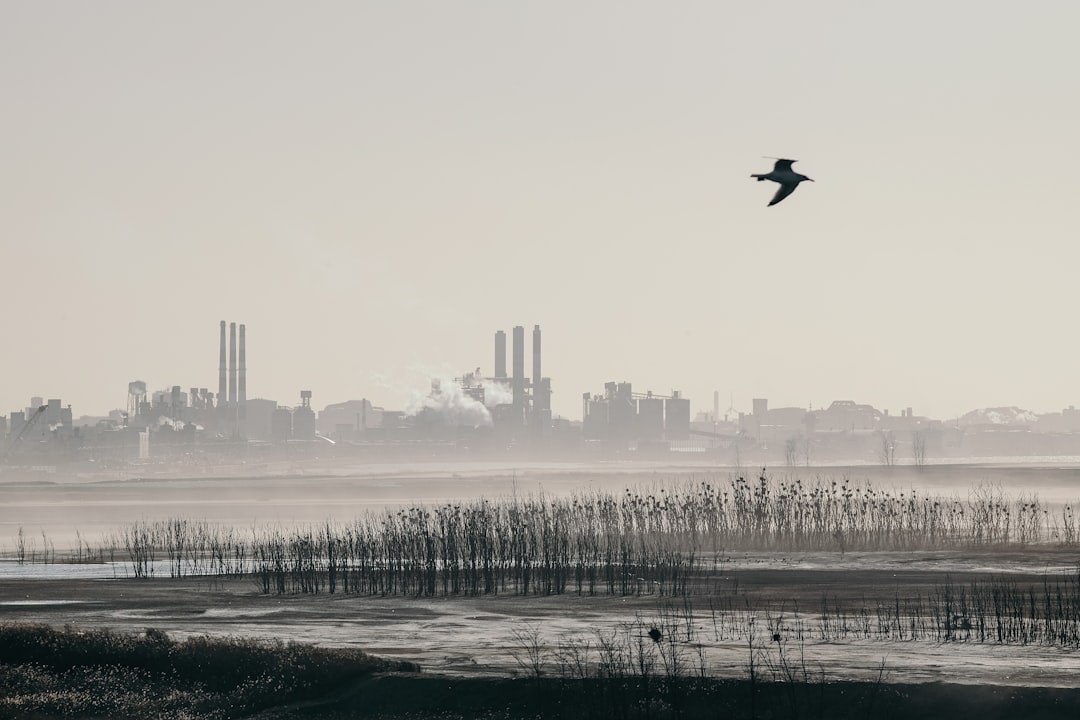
(518, 568, 1080, 687)
(9, 473, 1080, 599)
(688, 567, 1080, 649)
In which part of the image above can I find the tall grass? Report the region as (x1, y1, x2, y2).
(8, 472, 1079, 598)
(522, 568, 1080, 687)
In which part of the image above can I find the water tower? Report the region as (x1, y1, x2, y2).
(127, 381, 147, 418)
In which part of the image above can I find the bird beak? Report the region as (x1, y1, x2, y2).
(808, 178, 815, 182)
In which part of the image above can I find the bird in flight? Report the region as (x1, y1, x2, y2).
(751, 158, 814, 206)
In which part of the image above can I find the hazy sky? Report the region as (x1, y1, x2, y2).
(4, 1, 1079, 422)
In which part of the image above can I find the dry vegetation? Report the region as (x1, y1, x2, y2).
(8, 473, 1080, 649)
(6, 471, 1080, 717)
(3, 619, 1079, 720)
(30, 472, 1075, 595)
(0, 623, 417, 719)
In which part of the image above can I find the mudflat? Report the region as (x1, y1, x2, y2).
(4, 461, 1080, 717)
(4, 547, 1080, 687)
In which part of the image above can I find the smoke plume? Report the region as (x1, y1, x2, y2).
(479, 379, 513, 408)
(407, 378, 492, 428)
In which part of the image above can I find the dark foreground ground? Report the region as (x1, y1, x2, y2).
(6, 621, 1080, 720)
(3, 623, 1080, 720)
(7, 665, 1080, 719)
(261, 676, 1080, 720)
(5, 548, 1080, 685)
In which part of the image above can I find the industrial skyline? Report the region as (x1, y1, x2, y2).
(1, 315, 1078, 432)
(7, 318, 1080, 433)
(4, 301, 1079, 470)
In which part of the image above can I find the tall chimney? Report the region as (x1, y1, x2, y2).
(512, 325, 525, 427)
(494, 330, 507, 378)
(229, 322, 237, 407)
(218, 321, 227, 409)
(238, 324, 247, 406)
(532, 325, 541, 429)
(532, 325, 541, 392)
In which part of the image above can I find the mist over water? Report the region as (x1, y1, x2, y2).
(4, 460, 1080, 552)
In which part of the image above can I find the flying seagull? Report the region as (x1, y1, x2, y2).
(751, 158, 814, 206)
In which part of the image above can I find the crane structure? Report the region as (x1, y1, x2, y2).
(1, 405, 48, 462)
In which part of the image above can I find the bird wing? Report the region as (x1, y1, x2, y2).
(773, 158, 796, 172)
(768, 182, 798, 206)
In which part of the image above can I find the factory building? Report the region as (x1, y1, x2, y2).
(318, 399, 378, 441)
(0, 397, 80, 464)
(244, 398, 277, 441)
(3, 399, 73, 444)
(115, 320, 250, 440)
(263, 391, 318, 443)
(293, 391, 316, 441)
(407, 324, 554, 444)
(271, 405, 293, 442)
(582, 382, 691, 448)
(637, 393, 665, 440)
(665, 392, 691, 440)
(493, 324, 553, 439)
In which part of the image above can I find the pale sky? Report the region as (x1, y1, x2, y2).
(3, 1, 1079, 422)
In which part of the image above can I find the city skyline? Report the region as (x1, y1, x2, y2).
(4, 3, 1080, 425)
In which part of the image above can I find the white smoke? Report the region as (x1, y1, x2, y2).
(407, 377, 492, 428)
(157, 416, 186, 431)
(479, 379, 513, 408)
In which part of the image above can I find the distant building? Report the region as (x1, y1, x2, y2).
(582, 382, 691, 448)
(664, 392, 691, 441)
(1036, 406, 1080, 434)
(244, 398, 278, 441)
(814, 400, 880, 432)
(318, 399, 376, 440)
(740, 399, 810, 449)
(293, 391, 316, 441)
(271, 406, 292, 442)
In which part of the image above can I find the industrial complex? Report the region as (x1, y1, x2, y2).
(5, 320, 1080, 470)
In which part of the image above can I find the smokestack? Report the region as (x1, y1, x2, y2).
(512, 325, 525, 427)
(238, 324, 247, 406)
(532, 325, 541, 392)
(218, 321, 227, 409)
(229, 322, 237, 407)
(532, 325, 541, 430)
(494, 331, 507, 378)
